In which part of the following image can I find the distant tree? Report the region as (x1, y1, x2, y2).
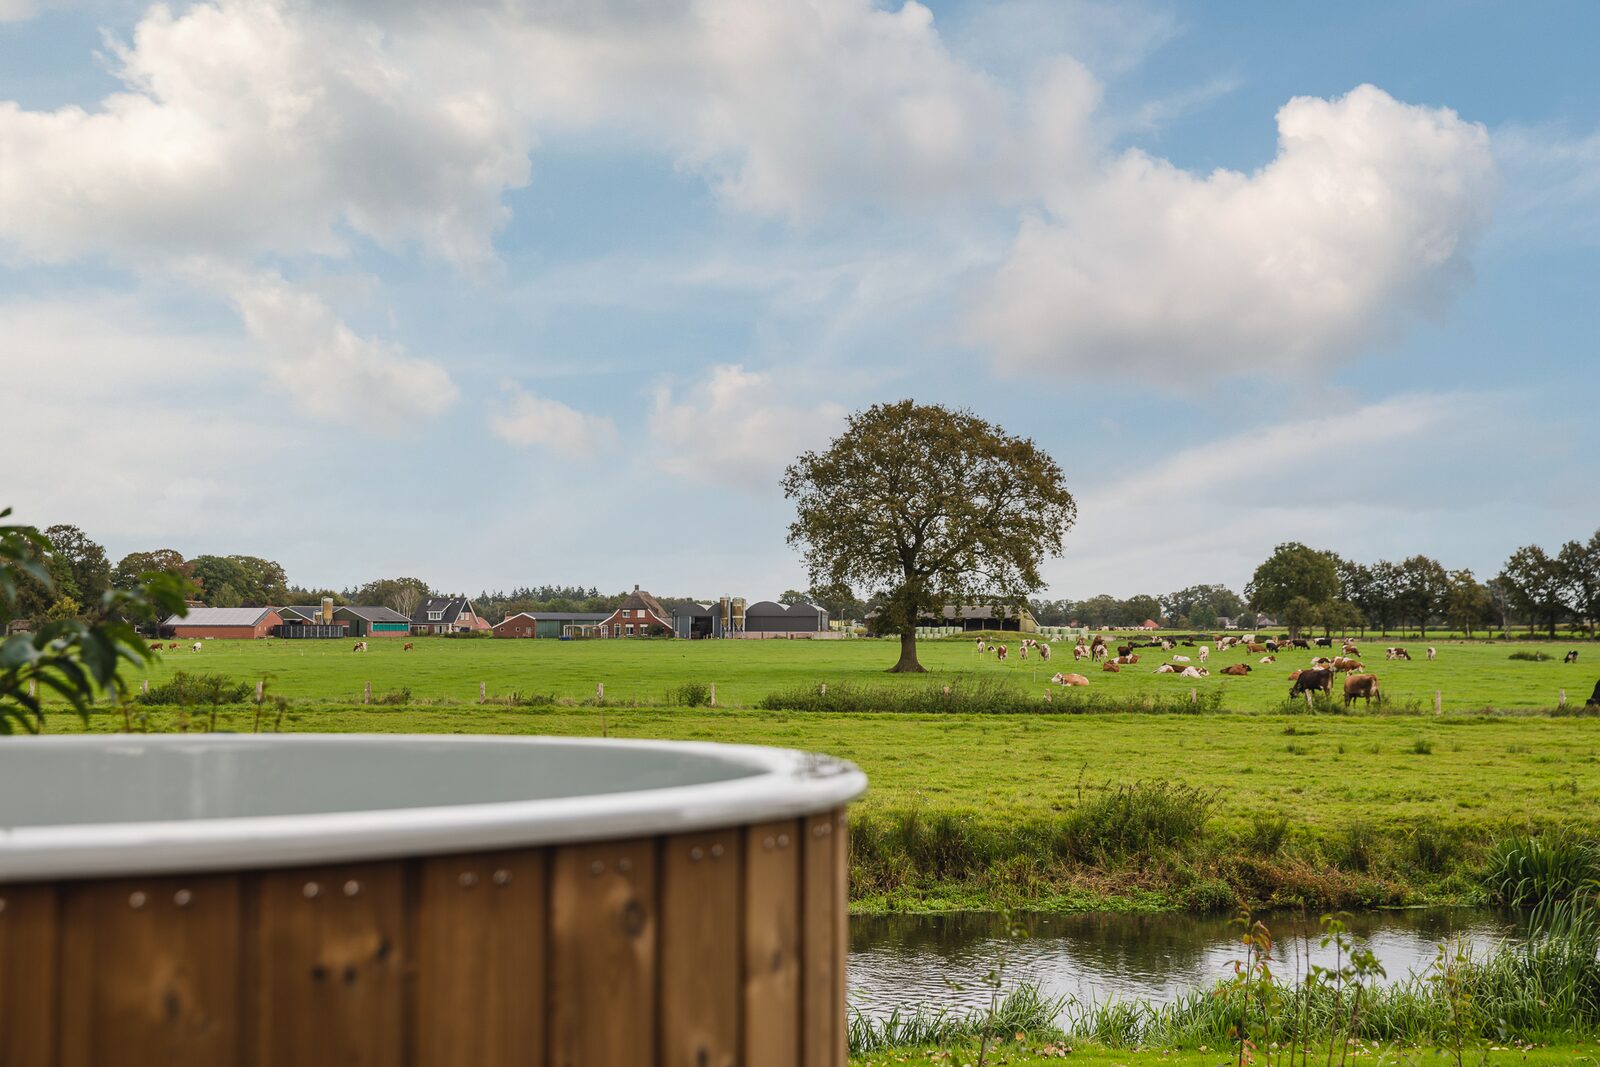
(1444, 569, 1491, 638)
(45, 596, 82, 622)
(1501, 545, 1567, 637)
(1122, 594, 1162, 627)
(1397, 555, 1450, 638)
(1485, 574, 1518, 635)
(783, 401, 1075, 672)
(778, 589, 809, 607)
(41, 524, 111, 608)
(1246, 543, 1340, 637)
(356, 577, 433, 617)
(1557, 532, 1600, 636)
(1077, 594, 1120, 627)
(1368, 560, 1403, 634)
(1283, 595, 1315, 637)
(808, 582, 866, 624)
(1, 509, 188, 733)
(1335, 558, 1374, 636)
(1159, 584, 1242, 628)
(113, 549, 200, 599)
(1312, 599, 1363, 639)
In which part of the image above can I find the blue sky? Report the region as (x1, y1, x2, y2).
(3, 0, 1596, 601)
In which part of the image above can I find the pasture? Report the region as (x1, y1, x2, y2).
(116, 633, 1597, 711)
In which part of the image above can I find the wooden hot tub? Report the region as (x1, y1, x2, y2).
(0, 734, 866, 1067)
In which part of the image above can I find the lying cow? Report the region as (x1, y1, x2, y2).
(1260, 655, 1276, 664)
(1177, 665, 1208, 678)
(1290, 668, 1334, 699)
(1247, 643, 1267, 654)
(353, 641, 368, 652)
(1220, 663, 1251, 676)
(404, 642, 414, 651)
(1102, 661, 1121, 673)
(1051, 672, 1090, 687)
(1172, 655, 1191, 663)
(1343, 673, 1380, 708)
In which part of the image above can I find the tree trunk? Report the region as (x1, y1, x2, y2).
(888, 629, 926, 673)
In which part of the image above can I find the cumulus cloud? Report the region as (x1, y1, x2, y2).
(228, 273, 458, 431)
(967, 84, 1498, 374)
(490, 384, 618, 457)
(648, 364, 845, 492)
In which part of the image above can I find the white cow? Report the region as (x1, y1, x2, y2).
(190, 642, 202, 652)
(1198, 646, 1210, 663)
(1427, 646, 1437, 661)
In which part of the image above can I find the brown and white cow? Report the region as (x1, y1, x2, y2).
(1220, 663, 1251, 676)
(1343, 673, 1380, 708)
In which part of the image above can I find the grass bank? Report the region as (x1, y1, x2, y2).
(56, 702, 1600, 915)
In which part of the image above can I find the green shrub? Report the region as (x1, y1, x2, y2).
(372, 687, 411, 705)
(666, 681, 712, 707)
(1244, 814, 1291, 856)
(758, 677, 1224, 715)
(1335, 821, 1378, 872)
(1509, 650, 1553, 662)
(1406, 818, 1464, 873)
(135, 671, 252, 706)
(1061, 781, 1215, 860)
(1482, 832, 1600, 908)
(1410, 736, 1434, 754)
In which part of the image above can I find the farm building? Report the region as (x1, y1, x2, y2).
(411, 597, 485, 635)
(335, 605, 412, 638)
(743, 600, 830, 635)
(493, 611, 610, 638)
(164, 607, 283, 640)
(866, 603, 1038, 635)
(598, 586, 674, 637)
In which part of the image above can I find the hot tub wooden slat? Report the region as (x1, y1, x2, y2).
(59, 875, 240, 1067)
(801, 811, 845, 1067)
(416, 850, 547, 1067)
(660, 829, 740, 1067)
(549, 839, 658, 1067)
(741, 819, 800, 1067)
(254, 862, 405, 1067)
(0, 883, 57, 1067)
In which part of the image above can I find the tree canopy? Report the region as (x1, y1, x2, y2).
(782, 401, 1075, 672)
(1244, 542, 1341, 636)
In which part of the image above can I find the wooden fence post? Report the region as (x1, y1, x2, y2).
(596, 682, 604, 703)
(141, 679, 150, 696)
(255, 679, 264, 704)
(1190, 688, 1196, 706)
(1434, 690, 1442, 715)
(479, 682, 486, 704)
(1560, 688, 1567, 709)
(709, 682, 716, 707)
(28, 679, 36, 700)
(364, 681, 372, 705)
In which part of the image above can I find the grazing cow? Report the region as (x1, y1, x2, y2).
(1588, 678, 1600, 708)
(1260, 655, 1276, 664)
(167, 642, 179, 650)
(1019, 645, 1028, 660)
(1172, 655, 1191, 663)
(148, 642, 163, 651)
(1332, 657, 1363, 672)
(1311, 657, 1333, 668)
(1073, 643, 1087, 661)
(1160, 640, 1174, 652)
(1565, 650, 1579, 664)
(190, 642, 202, 653)
(1053, 673, 1090, 687)
(1264, 640, 1279, 653)
(1427, 646, 1437, 661)
(996, 645, 1008, 662)
(404, 642, 414, 651)
(1039, 644, 1052, 662)
(1220, 663, 1251, 676)
(1102, 661, 1121, 673)
(1198, 646, 1210, 663)
(1385, 647, 1412, 661)
(353, 641, 368, 653)
(1314, 637, 1332, 648)
(1092, 644, 1107, 662)
(1291, 639, 1310, 649)
(1290, 668, 1334, 699)
(1247, 643, 1266, 654)
(1343, 673, 1380, 708)
(1116, 644, 1134, 658)
(1342, 643, 1360, 657)
(976, 638, 987, 653)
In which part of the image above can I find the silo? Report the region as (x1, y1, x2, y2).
(731, 597, 746, 634)
(321, 597, 334, 624)
(718, 596, 730, 636)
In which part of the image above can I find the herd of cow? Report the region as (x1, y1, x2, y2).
(979, 631, 1600, 709)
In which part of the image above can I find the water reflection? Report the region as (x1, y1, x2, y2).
(848, 908, 1523, 1018)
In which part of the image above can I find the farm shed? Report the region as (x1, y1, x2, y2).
(335, 605, 412, 637)
(866, 603, 1038, 635)
(743, 600, 831, 634)
(164, 607, 283, 639)
(599, 586, 674, 637)
(493, 611, 609, 638)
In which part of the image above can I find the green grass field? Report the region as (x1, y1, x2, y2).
(849, 1042, 1600, 1067)
(118, 633, 1598, 711)
(54, 633, 1600, 916)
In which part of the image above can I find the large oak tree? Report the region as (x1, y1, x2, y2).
(782, 401, 1075, 673)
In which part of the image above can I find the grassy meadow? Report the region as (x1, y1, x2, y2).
(115, 631, 1597, 711)
(46, 632, 1599, 916)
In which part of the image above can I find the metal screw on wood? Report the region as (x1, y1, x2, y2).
(689, 847, 705, 862)
(590, 861, 606, 876)
(174, 889, 193, 907)
(709, 843, 724, 859)
(303, 882, 321, 899)
(777, 833, 790, 848)
(459, 872, 478, 888)
(129, 891, 147, 909)
(343, 880, 360, 897)
(617, 857, 632, 873)
(762, 836, 776, 851)
(0, 898, 6, 914)
(492, 869, 512, 886)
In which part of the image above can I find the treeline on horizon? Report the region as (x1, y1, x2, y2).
(10, 521, 1599, 638)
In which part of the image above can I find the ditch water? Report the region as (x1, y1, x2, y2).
(848, 907, 1525, 1018)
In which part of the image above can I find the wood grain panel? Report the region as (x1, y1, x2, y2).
(660, 829, 740, 1067)
(742, 820, 800, 1067)
(416, 849, 546, 1067)
(59, 874, 240, 1067)
(548, 838, 657, 1067)
(254, 862, 405, 1067)
(0, 883, 57, 1067)
(801, 812, 844, 1067)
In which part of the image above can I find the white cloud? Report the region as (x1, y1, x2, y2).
(490, 383, 617, 457)
(1493, 123, 1600, 246)
(648, 364, 846, 492)
(967, 84, 1498, 375)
